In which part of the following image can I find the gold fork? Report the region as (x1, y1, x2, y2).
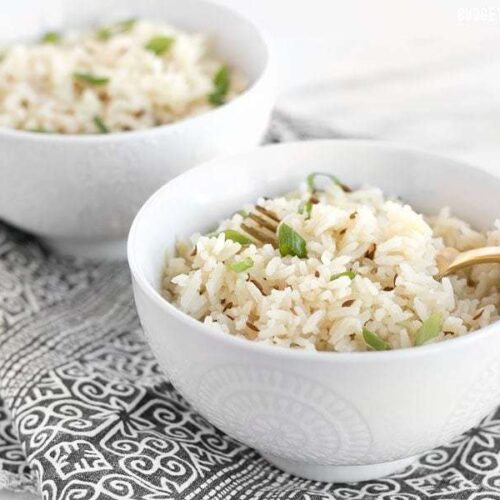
(436, 246, 500, 279)
(241, 205, 280, 247)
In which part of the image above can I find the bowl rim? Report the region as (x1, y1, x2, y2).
(0, 0, 273, 143)
(128, 139, 500, 363)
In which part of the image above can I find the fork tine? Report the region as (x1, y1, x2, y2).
(240, 204, 281, 247)
(255, 205, 280, 223)
(241, 223, 277, 246)
(248, 213, 278, 232)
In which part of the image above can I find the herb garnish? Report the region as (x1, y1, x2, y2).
(208, 65, 230, 106)
(145, 36, 175, 56)
(414, 313, 442, 347)
(97, 27, 112, 41)
(117, 18, 137, 32)
(73, 72, 109, 85)
(331, 271, 356, 281)
(278, 223, 308, 259)
(221, 230, 253, 245)
(97, 18, 137, 40)
(41, 31, 60, 44)
(307, 172, 342, 193)
(363, 328, 390, 351)
(298, 200, 313, 219)
(228, 257, 254, 273)
(93, 115, 109, 133)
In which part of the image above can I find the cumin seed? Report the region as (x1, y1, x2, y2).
(473, 309, 484, 320)
(249, 279, 267, 296)
(364, 243, 377, 260)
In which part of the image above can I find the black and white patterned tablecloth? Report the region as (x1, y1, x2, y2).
(1, 118, 500, 499)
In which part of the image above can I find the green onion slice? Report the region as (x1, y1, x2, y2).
(145, 36, 175, 56)
(97, 17, 137, 40)
(93, 115, 109, 133)
(298, 200, 313, 219)
(97, 28, 112, 40)
(307, 172, 342, 193)
(117, 18, 137, 32)
(228, 257, 254, 273)
(414, 313, 442, 347)
(220, 230, 253, 245)
(331, 271, 355, 281)
(278, 223, 308, 259)
(208, 65, 230, 106)
(41, 31, 60, 44)
(73, 72, 109, 85)
(363, 328, 390, 351)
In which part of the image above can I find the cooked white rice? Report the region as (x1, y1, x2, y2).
(162, 180, 500, 352)
(0, 19, 245, 134)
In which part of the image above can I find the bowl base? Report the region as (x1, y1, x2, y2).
(43, 237, 127, 260)
(261, 453, 418, 483)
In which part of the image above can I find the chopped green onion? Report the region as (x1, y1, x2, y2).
(363, 328, 390, 351)
(331, 271, 356, 281)
(221, 230, 253, 245)
(93, 115, 109, 134)
(307, 172, 342, 193)
(278, 223, 308, 259)
(414, 313, 442, 347)
(41, 31, 60, 44)
(298, 200, 313, 219)
(237, 210, 248, 217)
(117, 18, 137, 32)
(214, 65, 230, 91)
(73, 72, 109, 86)
(228, 257, 254, 273)
(145, 36, 175, 56)
(304, 200, 313, 219)
(97, 17, 137, 40)
(208, 65, 230, 106)
(97, 28, 112, 41)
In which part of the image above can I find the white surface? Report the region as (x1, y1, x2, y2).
(219, 0, 500, 174)
(0, 0, 275, 259)
(129, 140, 500, 482)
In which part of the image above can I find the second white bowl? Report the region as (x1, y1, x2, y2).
(0, 0, 275, 258)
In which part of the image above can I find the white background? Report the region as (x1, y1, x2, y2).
(220, 0, 500, 89)
(219, 0, 500, 174)
(1, 0, 500, 498)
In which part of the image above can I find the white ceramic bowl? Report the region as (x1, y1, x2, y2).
(0, 0, 274, 259)
(128, 140, 500, 482)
